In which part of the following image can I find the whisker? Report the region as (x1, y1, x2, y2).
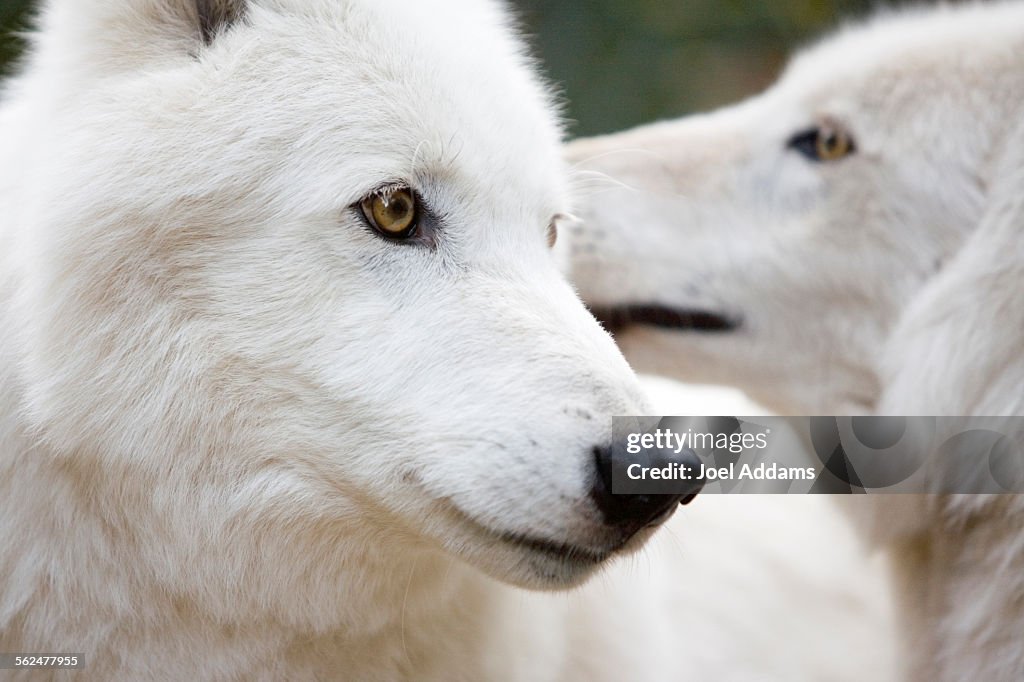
(568, 146, 669, 170)
(568, 169, 639, 197)
(400, 554, 420, 670)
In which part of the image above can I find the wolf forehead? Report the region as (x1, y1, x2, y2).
(40, 0, 566, 207)
(781, 2, 1024, 92)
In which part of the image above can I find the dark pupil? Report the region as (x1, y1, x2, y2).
(822, 132, 838, 151)
(387, 194, 412, 221)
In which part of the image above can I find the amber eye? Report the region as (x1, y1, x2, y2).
(815, 125, 853, 161)
(360, 186, 419, 239)
(788, 123, 855, 162)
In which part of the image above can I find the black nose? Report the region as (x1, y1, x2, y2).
(590, 444, 705, 531)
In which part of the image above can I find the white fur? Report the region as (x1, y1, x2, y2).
(0, 0, 896, 679)
(568, 3, 1024, 679)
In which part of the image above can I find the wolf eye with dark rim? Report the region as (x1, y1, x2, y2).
(359, 186, 420, 240)
(787, 123, 855, 162)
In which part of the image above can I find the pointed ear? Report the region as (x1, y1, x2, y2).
(194, 0, 246, 45)
(37, 0, 249, 68)
(879, 119, 1024, 416)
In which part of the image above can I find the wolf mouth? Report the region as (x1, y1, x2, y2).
(499, 530, 611, 565)
(440, 498, 616, 566)
(588, 304, 739, 334)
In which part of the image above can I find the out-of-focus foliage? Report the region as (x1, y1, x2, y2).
(0, 0, 32, 75)
(515, 0, 884, 136)
(1, 0, 910, 135)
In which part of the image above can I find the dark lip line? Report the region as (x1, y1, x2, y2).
(588, 304, 741, 334)
(438, 497, 613, 565)
(497, 530, 611, 564)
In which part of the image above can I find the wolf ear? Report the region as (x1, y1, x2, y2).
(41, 0, 248, 60)
(878, 119, 1024, 416)
(194, 0, 246, 45)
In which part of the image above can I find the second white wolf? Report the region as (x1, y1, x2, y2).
(568, 3, 1024, 680)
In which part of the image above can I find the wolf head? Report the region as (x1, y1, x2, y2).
(1, 0, 688, 624)
(568, 3, 1024, 415)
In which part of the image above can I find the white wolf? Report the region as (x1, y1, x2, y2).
(568, 3, 1024, 680)
(0, 0, 895, 680)
(0, 0, 682, 678)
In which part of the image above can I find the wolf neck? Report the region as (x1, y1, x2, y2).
(0, 451, 528, 679)
(0, 381, 533, 679)
(887, 500, 1024, 682)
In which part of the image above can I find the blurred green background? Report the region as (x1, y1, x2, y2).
(515, 0, 884, 136)
(1, 0, 900, 136)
